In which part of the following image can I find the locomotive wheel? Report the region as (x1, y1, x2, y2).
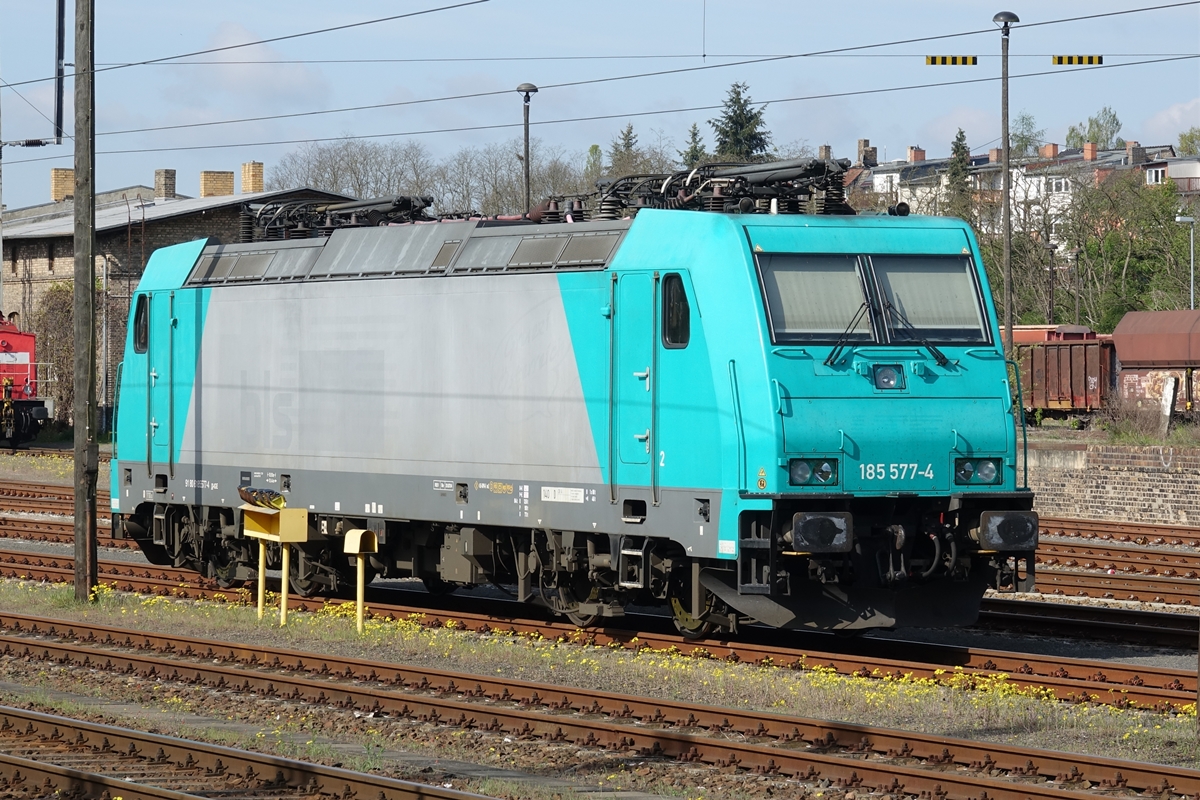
(668, 567, 721, 640)
(553, 573, 604, 628)
(207, 541, 245, 590)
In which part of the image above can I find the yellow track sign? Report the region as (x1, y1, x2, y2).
(1053, 56, 1103, 65)
(925, 56, 978, 65)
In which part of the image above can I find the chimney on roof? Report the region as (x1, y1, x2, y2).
(988, 148, 1003, 163)
(154, 169, 176, 201)
(50, 167, 74, 202)
(856, 138, 878, 168)
(199, 170, 235, 198)
(818, 144, 833, 161)
(1125, 141, 1146, 165)
(907, 146, 925, 163)
(1083, 142, 1098, 161)
(1038, 143, 1059, 159)
(241, 161, 264, 194)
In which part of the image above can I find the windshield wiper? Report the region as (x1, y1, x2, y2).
(883, 301, 950, 367)
(823, 302, 869, 367)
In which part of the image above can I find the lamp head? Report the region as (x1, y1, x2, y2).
(516, 83, 538, 96)
(1177, 215, 1196, 224)
(993, 10, 1019, 31)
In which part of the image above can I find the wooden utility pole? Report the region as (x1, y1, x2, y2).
(73, 0, 98, 601)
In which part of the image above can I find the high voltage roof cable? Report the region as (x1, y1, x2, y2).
(10, 54, 1195, 165)
(2, 0, 1196, 94)
(0, 0, 489, 90)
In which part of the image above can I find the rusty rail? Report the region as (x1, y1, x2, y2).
(2, 617, 1197, 799)
(0, 705, 487, 800)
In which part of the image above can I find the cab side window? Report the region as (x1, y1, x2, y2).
(662, 273, 690, 348)
(133, 295, 149, 353)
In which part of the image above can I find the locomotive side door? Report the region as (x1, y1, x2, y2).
(146, 291, 173, 474)
(615, 272, 654, 487)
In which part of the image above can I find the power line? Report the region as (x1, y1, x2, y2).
(9, 54, 1194, 165)
(80, 0, 1200, 141)
(85, 52, 1200, 67)
(0, 0, 489, 91)
(0, 80, 73, 141)
(3, 0, 1195, 96)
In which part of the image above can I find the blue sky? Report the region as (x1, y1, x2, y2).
(1, 0, 1197, 209)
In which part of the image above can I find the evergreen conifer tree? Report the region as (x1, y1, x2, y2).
(678, 123, 709, 168)
(945, 128, 972, 222)
(708, 82, 771, 162)
(607, 124, 643, 176)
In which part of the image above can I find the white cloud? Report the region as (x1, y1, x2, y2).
(1141, 98, 1199, 144)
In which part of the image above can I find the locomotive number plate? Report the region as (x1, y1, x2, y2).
(859, 463, 934, 481)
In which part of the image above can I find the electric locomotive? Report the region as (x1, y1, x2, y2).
(110, 157, 1037, 637)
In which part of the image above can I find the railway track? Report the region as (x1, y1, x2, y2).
(1039, 538, 1200, 575)
(0, 550, 1192, 713)
(0, 704, 481, 800)
(1042, 514, 1200, 548)
(1, 612, 1196, 800)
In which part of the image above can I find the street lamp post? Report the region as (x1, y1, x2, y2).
(1044, 242, 1057, 325)
(994, 11, 1018, 353)
(516, 83, 538, 216)
(1178, 215, 1196, 310)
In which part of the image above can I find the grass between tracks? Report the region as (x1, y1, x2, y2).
(1, 579, 1197, 774)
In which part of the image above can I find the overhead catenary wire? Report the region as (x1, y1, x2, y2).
(2, 0, 1195, 96)
(9, 54, 1195, 166)
(84, 52, 1200, 66)
(71, 0, 1200, 141)
(0, 0, 490, 91)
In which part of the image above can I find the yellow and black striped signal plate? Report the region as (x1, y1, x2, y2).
(925, 56, 978, 65)
(1053, 55, 1103, 65)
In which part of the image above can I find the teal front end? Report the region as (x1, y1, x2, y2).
(562, 210, 1036, 631)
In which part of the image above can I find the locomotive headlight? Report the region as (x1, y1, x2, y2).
(955, 458, 1002, 484)
(873, 364, 905, 390)
(788, 458, 839, 486)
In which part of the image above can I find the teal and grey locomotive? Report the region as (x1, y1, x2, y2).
(110, 158, 1037, 637)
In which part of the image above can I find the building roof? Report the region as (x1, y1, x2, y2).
(2, 187, 352, 240)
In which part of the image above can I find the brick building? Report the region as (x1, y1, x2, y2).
(0, 163, 350, 420)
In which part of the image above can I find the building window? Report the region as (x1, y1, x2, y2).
(1146, 168, 1166, 185)
(47, 243, 54, 273)
(1046, 177, 1069, 194)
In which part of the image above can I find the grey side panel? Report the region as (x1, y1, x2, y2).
(182, 273, 602, 483)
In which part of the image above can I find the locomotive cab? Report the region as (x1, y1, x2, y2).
(687, 215, 1036, 631)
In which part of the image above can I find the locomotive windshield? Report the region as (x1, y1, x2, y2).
(758, 254, 873, 342)
(873, 255, 987, 343)
(756, 252, 988, 345)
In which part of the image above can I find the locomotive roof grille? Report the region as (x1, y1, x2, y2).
(185, 221, 629, 287)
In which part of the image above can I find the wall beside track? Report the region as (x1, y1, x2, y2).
(1022, 442, 1200, 524)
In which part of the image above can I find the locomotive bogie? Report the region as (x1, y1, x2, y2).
(111, 204, 1036, 635)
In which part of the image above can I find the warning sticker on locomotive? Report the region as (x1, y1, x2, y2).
(541, 486, 584, 504)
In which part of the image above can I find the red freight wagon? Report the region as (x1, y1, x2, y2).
(1006, 325, 1116, 413)
(1112, 310, 1200, 412)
